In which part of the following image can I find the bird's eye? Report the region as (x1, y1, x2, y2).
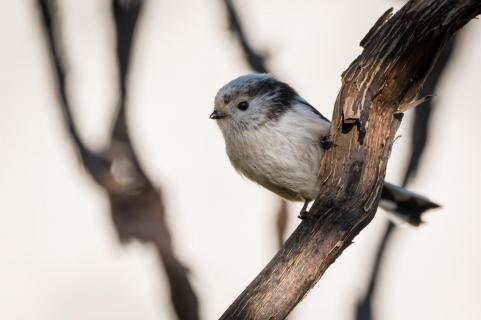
(237, 101, 249, 111)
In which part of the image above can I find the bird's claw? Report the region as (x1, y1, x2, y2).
(320, 135, 336, 150)
(298, 210, 311, 220)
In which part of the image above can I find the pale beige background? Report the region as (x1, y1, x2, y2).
(1, 1, 481, 319)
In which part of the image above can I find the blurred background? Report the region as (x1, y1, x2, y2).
(1, 1, 481, 319)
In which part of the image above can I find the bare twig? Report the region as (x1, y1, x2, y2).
(355, 221, 395, 320)
(402, 37, 458, 186)
(275, 200, 288, 248)
(37, 1, 200, 319)
(220, 2, 481, 319)
(223, 0, 269, 73)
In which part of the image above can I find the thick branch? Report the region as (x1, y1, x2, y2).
(220, 1, 481, 319)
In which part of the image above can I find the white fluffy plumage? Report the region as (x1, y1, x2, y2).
(211, 74, 330, 202)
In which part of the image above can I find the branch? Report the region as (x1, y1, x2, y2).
(37, 1, 200, 319)
(402, 37, 458, 186)
(275, 200, 288, 248)
(355, 221, 396, 320)
(223, 0, 269, 73)
(220, 1, 481, 319)
(355, 34, 459, 320)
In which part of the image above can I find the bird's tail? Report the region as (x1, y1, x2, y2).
(379, 182, 440, 226)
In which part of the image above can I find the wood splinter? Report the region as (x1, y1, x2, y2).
(395, 95, 434, 114)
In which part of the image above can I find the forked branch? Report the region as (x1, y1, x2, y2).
(37, 1, 199, 319)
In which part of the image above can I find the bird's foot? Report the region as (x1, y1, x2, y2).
(298, 200, 312, 219)
(320, 135, 336, 150)
(298, 210, 311, 220)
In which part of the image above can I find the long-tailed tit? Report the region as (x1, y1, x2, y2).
(210, 74, 439, 225)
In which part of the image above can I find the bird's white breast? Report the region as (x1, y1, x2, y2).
(221, 103, 331, 201)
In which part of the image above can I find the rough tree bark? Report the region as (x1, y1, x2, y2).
(220, 1, 481, 319)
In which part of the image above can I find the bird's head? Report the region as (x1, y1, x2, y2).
(210, 74, 299, 133)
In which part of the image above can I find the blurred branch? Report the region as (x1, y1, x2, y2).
(220, 1, 481, 319)
(355, 221, 395, 320)
(223, 0, 269, 73)
(402, 38, 457, 186)
(37, 1, 200, 319)
(275, 200, 288, 248)
(355, 36, 458, 320)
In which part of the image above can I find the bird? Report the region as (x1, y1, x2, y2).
(210, 73, 439, 225)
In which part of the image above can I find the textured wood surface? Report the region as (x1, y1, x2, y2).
(220, 1, 481, 319)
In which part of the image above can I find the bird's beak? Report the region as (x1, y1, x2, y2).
(209, 110, 227, 120)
